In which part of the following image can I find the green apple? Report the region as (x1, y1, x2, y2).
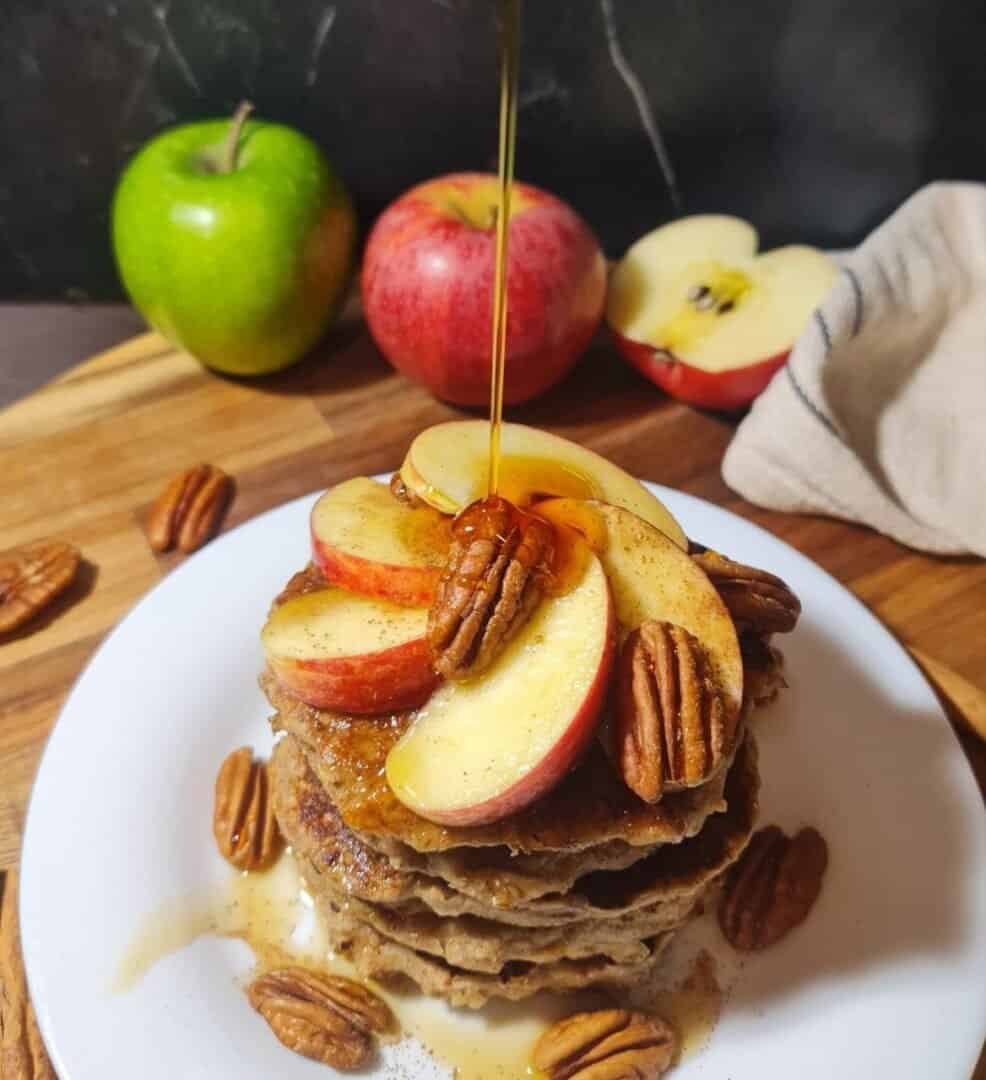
(112, 102, 356, 376)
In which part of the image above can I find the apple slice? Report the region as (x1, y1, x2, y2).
(262, 588, 438, 714)
(538, 498, 743, 725)
(311, 477, 450, 607)
(385, 552, 615, 825)
(400, 419, 687, 550)
(607, 215, 836, 410)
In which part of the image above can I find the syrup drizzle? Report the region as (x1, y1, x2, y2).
(487, 0, 521, 496)
(482, 0, 596, 599)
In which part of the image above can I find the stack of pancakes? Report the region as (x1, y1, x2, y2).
(263, 572, 765, 1007)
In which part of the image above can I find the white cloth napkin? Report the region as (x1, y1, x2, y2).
(722, 182, 986, 557)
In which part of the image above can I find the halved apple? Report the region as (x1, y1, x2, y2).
(311, 477, 450, 607)
(538, 498, 743, 724)
(385, 552, 615, 825)
(400, 419, 687, 550)
(607, 215, 836, 411)
(262, 588, 439, 714)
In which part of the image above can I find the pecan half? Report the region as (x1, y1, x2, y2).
(213, 747, 282, 871)
(146, 464, 232, 554)
(389, 470, 423, 507)
(615, 620, 731, 803)
(532, 1008, 676, 1080)
(692, 550, 801, 634)
(0, 540, 81, 635)
(719, 824, 829, 951)
(427, 495, 553, 679)
(247, 967, 396, 1069)
(740, 630, 787, 709)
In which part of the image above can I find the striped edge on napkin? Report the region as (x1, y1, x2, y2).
(723, 182, 986, 557)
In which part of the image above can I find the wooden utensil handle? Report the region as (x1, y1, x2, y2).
(908, 646, 986, 743)
(0, 867, 57, 1078)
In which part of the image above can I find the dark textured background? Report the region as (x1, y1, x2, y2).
(1, 0, 985, 300)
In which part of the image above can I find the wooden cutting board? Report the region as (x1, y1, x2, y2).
(1, 317, 984, 1076)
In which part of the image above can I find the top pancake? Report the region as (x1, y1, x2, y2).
(271, 731, 759, 925)
(264, 667, 731, 856)
(264, 562, 741, 856)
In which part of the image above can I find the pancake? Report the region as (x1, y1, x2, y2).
(309, 881, 693, 972)
(295, 743, 726, 907)
(326, 916, 675, 1009)
(264, 671, 731, 858)
(741, 630, 787, 708)
(271, 733, 758, 926)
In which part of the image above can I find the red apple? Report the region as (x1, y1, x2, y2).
(361, 172, 607, 405)
(607, 215, 836, 411)
(262, 588, 438, 714)
(310, 477, 449, 607)
(385, 552, 615, 826)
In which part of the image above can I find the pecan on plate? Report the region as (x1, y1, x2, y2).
(427, 495, 553, 679)
(532, 1008, 676, 1080)
(692, 549, 801, 635)
(615, 620, 732, 804)
(0, 539, 81, 635)
(146, 463, 233, 554)
(247, 967, 396, 1070)
(389, 470, 423, 507)
(719, 824, 829, 951)
(213, 747, 282, 871)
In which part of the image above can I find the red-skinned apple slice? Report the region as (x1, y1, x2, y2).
(537, 498, 743, 727)
(311, 477, 450, 607)
(385, 552, 615, 826)
(607, 215, 836, 411)
(262, 588, 438, 714)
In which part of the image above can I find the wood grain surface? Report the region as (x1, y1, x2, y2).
(1, 316, 984, 1076)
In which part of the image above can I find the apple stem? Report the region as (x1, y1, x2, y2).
(221, 100, 255, 174)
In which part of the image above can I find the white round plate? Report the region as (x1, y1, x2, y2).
(21, 483, 986, 1079)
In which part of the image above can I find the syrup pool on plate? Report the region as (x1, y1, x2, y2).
(112, 853, 609, 1078)
(112, 851, 328, 992)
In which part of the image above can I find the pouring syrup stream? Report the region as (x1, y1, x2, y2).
(487, 0, 521, 496)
